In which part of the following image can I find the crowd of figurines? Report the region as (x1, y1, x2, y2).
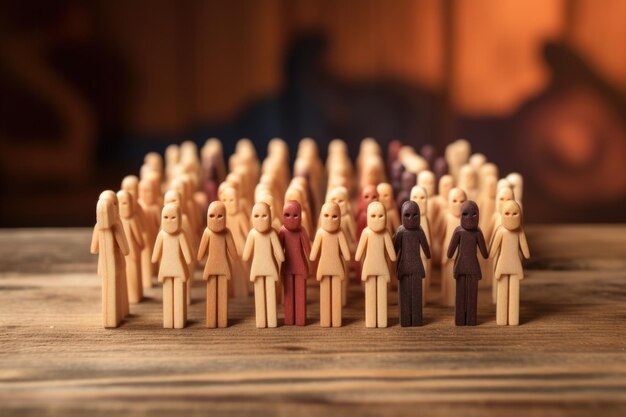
(91, 137, 530, 329)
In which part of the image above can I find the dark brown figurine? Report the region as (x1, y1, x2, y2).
(395, 171, 417, 209)
(446, 201, 488, 326)
(394, 201, 431, 326)
(278, 200, 311, 326)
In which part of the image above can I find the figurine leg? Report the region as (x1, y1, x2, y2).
(141, 247, 153, 289)
(442, 262, 455, 307)
(265, 276, 278, 328)
(186, 262, 193, 306)
(206, 276, 217, 328)
(115, 255, 128, 319)
(490, 258, 497, 304)
(398, 276, 412, 327)
(331, 276, 342, 327)
(496, 275, 509, 325)
(217, 275, 228, 328)
(173, 277, 186, 329)
(233, 261, 249, 298)
(253, 277, 267, 328)
(466, 275, 479, 326)
(283, 273, 295, 326)
(412, 277, 423, 326)
(422, 256, 431, 306)
(377, 276, 388, 328)
(319, 277, 331, 327)
(126, 257, 143, 304)
(342, 263, 348, 307)
(508, 274, 521, 326)
(163, 277, 174, 328)
(294, 275, 307, 326)
(455, 275, 467, 326)
(364, 277, 377, 328)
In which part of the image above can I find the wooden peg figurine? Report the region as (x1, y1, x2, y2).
(242, 202, 284, 328)
(355, 202, 397, 328)
(116, 190, 145, 304)
(197, 201, 238, 328)
(376, 183, 400, 235)
(310, 202, 351, 327)
(220, 185, 250, 298)
(152, 203, 193, 329)
(395, 171, 416, 210)
(91, 194, 129, 328)
(441, 187, 467, 307)
(394, 201, 431, 326)
(410, 185, 432, 304)
(356, 185, 379, 240)
(490, 200, 530, 326)
(138, 177, 161, 288)
(446, 201, 488, 326)
(326, 186, 356, 306)
(278, 201, 311, 326)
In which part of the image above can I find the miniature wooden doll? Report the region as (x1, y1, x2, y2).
(429, 174, 454, 265)
(326, 186, 355, 306)
(395, 171, 417, 210)
(490, 200, 530, 326)
(390, 160, 405, 198)
(152, 203, 193, 329)
(197, 201, 239, 328)
(394, 201, 431, 326)
(278, 201, 311, 326)
(441, 187, 467, 307)
(242, 202, 285, 328)
(310, 203, 351, 327)
(376, 183, 400, 235)
(220, 185, 250, 298)
(164, 190, 196, 305)
(117, 190, 145, 304)
(410, 185, 432, 304)
(138, 177, 161, 287)
(447, 201, 489, 326)
(433, 157, 448, 183)
(506, 173, 524, 206)
(355, 202, 397, 328)
(91, 196, 129, 327)
(458, 164, 479, 201)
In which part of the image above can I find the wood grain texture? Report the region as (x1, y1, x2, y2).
(1, 226, 626, 416)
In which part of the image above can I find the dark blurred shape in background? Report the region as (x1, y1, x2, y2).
(1, 0, 625, 226)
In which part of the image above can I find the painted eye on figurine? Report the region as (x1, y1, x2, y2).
(332, 215, 338, 220)
(171, 216, 176, 220)
(378, 214, 383, 218)
(293, 214, 299, 218)
(262, 214, 268, 218)
(505, 212, 510, 216)
(209, 214, 215, 218)
(164, 215, 169, 220)
(217, 214, 223, 219)
(472, 214, 477, 217)
(370, 214, 376, 218)
(254, 214, 259, 218)
(453, 199, 457, 203)
(324, 213, 329, 218)
(404, 213, 410, 217)
(284, 213, 290, 218)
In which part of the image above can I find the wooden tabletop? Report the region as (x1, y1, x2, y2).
(1, 225, 625, 416)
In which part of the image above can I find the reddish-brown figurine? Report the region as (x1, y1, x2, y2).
(278, 201, 311, 326)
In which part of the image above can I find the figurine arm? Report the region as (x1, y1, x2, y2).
(489, 228, 503, 259)
(519, 230, 530, 259)
(270, 231, 285, 264)
(338, 231, 351, 262)
(114, 225, 130, 256)
(300, 228, 312, 258)
(419, 229, 431, 259)
(197, 228, 210, 261)
(355, 230, 368, 262)
(447, 229, 461, 259)
(393, 228, 403, 257)
(384, 232, 397, 262)
(179, 233, 193, 266)
(151, 232, 163, 263)
(309, 231, 322, 262)
(477, 227, 489, 259)
(226, 229, 239, 260)
(90, 226, 99, 254)
(130, 220, 145, 250)
(242, 231, 254, 263)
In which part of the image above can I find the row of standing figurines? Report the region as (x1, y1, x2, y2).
(93, 190, 529, 329)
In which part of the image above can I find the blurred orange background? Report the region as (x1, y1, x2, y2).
(1, 0, 625, 226)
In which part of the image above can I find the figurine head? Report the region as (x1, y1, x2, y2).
(116, 190, 135, 219)
(327, 186, 349, 215)
(163, 189, 182, 206)
(501, 200, 522, 231)
(438, 175, 454, 199)
(376, 183, 395, 210)
(410, 185, 428, 216)
(460, 201, 479, 230)
(320, 202, 341, 233)
(161, 203, 181, 234)
(448, 188, 467, 217)
(96, 198, 114, 229)
(469, 153, 486, 169)
(479, 162, 499, 182)
(496, 186, 514, 212)
(251, 202, 271, 233)
(367, 201, 387, 233)
(401, 171, 417, 191)
(220, 186, 239, 215)
(99, 190, 120, 221)
(361, 184, 379, 207)
(121, 175, 139, 199)
(506, 172, 523, 201)
(401, 200, 421, 230)
(283, 200, 302, 232)
(207, 201, 226, 233)
(417, 170, 435, 197)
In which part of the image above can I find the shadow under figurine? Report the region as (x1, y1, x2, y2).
(394, 201, 431, 327)
(446, 201, 488, 326)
